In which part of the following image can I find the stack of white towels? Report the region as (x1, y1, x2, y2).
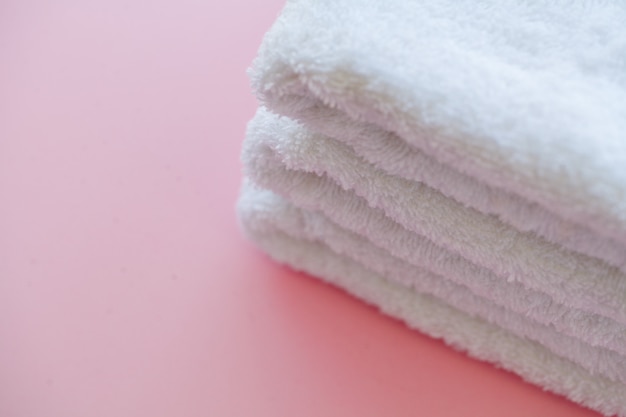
(237, 1, 626, 415)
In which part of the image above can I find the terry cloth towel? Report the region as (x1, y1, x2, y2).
(238, 0, 626, 416)
(239, 110, 626, 416)
(237, 182, 626, 417)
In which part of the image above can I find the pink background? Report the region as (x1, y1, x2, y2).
(0, 1, 603, 416)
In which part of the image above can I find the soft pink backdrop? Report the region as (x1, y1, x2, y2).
(0, 1, 602, 416)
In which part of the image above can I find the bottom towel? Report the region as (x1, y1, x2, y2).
(237, 181, 626, 417)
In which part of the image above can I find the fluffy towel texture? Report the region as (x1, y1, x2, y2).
(245, 109, 626, 340)
(237, 183, 626, 417)
(241, 108, 626, 383)
(239, 1, 626, 416)
(250, 0, 626, 259)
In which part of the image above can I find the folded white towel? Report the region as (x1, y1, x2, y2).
(244, 108, 626, 336)
(237, 182, 626, 417)
(242, 107, 626, 380)
(250, 0, 626, 259)
(275, 103, 626, 273)
(240, 1, 626, 415)
(238, 176, 626, 384)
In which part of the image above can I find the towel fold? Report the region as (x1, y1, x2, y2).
(237, 183, 626, 417)
(238, 176, 626, 384)
(244, 108, 626, 362)
(239, 0, 626, 415)
(250, 0, 626, 250)
(245, 108, 626, 331)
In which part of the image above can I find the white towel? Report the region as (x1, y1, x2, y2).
(238, 173, 626, 383)
(244, 108, 626, 332)
(239, 0, 626, 415)
(237, 182, 626, 417)
(250, 0, 626, 260)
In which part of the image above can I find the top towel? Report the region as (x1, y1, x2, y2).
(250, 0, 626, 247)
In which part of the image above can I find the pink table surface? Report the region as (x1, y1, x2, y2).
(0, 1, 604, 416)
